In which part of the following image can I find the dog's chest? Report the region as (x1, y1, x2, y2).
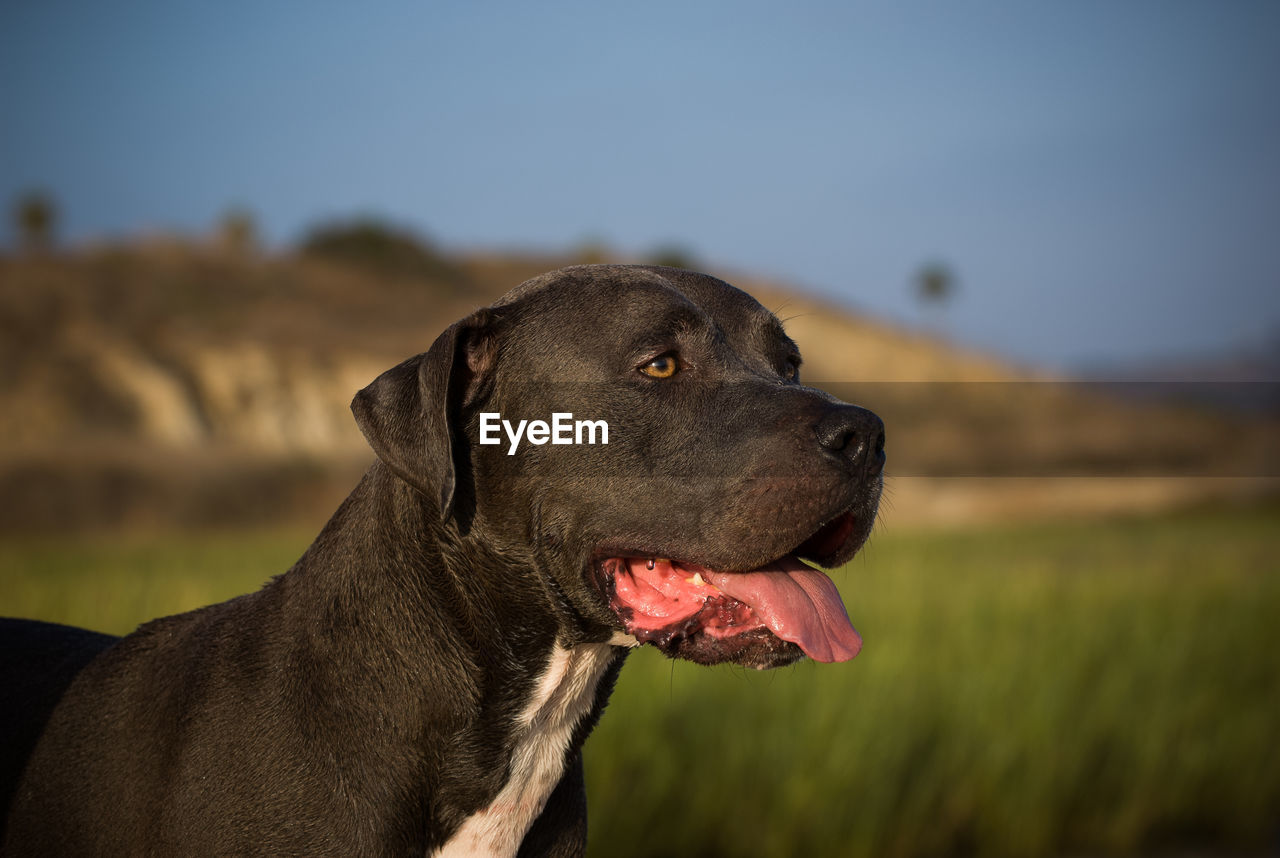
(432, 643, 615, 858)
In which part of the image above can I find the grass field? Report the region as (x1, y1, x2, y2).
(2, 504, 1277, 856)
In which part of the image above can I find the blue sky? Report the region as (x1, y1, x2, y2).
(3, 1, 1278, 369)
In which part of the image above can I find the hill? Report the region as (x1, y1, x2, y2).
(0, 243, 1274, 531)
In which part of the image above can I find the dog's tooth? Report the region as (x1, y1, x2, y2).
(691, 572, 707, 587)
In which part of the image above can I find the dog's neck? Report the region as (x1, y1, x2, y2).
(279, 461, 625, 852)
(432, 641, 617, 858)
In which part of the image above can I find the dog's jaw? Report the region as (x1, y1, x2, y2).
(589, 506, 872, 669)
(598, 555, 861, 668)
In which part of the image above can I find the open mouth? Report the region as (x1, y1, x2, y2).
(595, 511, 864, 665)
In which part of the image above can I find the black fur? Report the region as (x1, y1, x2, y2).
(0, 265, 883, 856)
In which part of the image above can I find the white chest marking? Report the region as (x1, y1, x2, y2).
(432, 643, 615, 858)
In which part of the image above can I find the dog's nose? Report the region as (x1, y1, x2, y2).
(815, 405, 885, 478)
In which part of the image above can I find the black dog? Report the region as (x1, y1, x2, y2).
(0, 265, 884, 856)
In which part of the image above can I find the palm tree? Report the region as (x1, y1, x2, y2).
(916, 262, 954, 306)
(14, 190, 57, 253)
(914, 261, 957, 337)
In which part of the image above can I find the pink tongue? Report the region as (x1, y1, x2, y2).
(701, 558, 863, 663)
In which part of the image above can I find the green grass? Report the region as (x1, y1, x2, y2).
(587, 505, 1280, 857)
(0, 529, 313, 635)
(2, 507, 1276, 856)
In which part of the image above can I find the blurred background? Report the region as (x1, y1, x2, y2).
(1, 2, 1277, 855)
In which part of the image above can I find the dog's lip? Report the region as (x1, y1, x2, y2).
(595, 508, 862, 575)
(793, 510, 860, 566)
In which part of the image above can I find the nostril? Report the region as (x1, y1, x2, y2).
(814, 406, 885, 475)
(869, 428, 886, 475)
(814, 412, 858, 454)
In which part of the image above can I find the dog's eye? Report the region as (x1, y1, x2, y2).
(783, 359, 800, 382)
(639, 353, 680, 379)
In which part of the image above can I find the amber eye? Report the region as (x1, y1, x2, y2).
(783, 360, 799, 382)
(640, 353, 680, 379)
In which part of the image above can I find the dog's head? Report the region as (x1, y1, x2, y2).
(352, 265, 883, 670)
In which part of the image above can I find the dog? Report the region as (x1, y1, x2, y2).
(0, 265, 884, 856)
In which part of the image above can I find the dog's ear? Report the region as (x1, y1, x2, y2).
(351, 309, 498, 520)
